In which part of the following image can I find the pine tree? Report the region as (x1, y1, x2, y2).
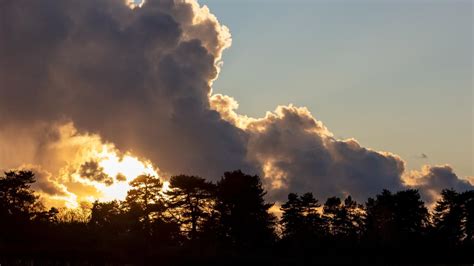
(165, 175, 215, 240)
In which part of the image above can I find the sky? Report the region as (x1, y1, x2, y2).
(200, 0, 473, 178)
(0, 0, 472, 208)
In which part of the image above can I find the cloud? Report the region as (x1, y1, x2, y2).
(403, 165, 474, 205)
(0, 0, 252, 179)
(241, 104, 405, 202)
(20, 165, 69, 197)
(0, 0, 471, 207)
(210, 97, 406, 202)
(7, 164, 80, 208)
(0, 122, 121, 207)
(79, 161, 114, 186)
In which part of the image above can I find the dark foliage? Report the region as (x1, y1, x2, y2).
(432, 189, 474, 246)
(279, 192, 325, 253)
(0, 170, 473, 265)
(365, 189, 429, 244)
(214, 170, 276, 251)
(165, 175, 216, 241)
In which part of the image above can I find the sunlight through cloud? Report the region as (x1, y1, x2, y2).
(80, 145, 160, 202)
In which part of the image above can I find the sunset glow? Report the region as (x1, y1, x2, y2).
(73, 145, 161, 202)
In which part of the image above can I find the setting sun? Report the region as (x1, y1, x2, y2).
(99, 154, 157, 201)
(73, 145, 162, 202)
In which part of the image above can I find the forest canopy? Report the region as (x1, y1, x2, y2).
(0, 169, 472, 264)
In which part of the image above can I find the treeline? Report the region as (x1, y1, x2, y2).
(0, 170, 473, 265)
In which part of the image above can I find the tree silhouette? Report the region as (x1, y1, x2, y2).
(281, 193, 305, 238)
(89, 200, 122, 229)
(366, 189, 428, 244)
(343, 195, 365, 239)
(34, 207, 59, 224)
(121, 174, 182, 260)
(393, 189, 429, 235)
(57, 202, 91, 223)
(124, 174, 165, 236)
(1, 168, 473, 264)
(433, 189, 474, 246)
(215, 170, 276, 250)
(323, 195, 364, 241)
(166, 175, 216, 240)
(323, 196, 343, 236)
(281, 192, 324, 240)
(462, 190, 474, 244)
(0, 170, 40, 220)
(0, 170, 52, 250)
(279, 192, 325, 257)
(87, 200, 125, 252)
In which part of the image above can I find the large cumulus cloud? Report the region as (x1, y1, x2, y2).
(0, 0, 471, 207)
(0, 0, 252, 179)
(214, 100, 406, 202)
